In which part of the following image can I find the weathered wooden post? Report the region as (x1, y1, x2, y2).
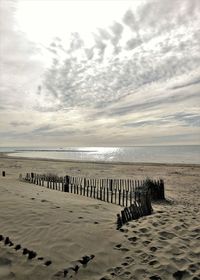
(83, 178, 86, 196)
(160, 179, 165, 200)
(90, 185, 93, 198)
(70, 178, 73, 193)
(111, 191, 113, 203)
(126, 190, 128, 207)
(31, 172, 34, 183)
(116, 214, 122, 230)
(100, 187, 102, 200)
(110, 179, 113, 191)
(61, 177, 64, 191)
(118, 189, 121, 205)
(64, 176, 69, 192)
(121, 210, 126, 224)
(122, 189, 125, 206)
(107, 187, 109, 202)
(129, 191, 132, 206)
(103, 187, 106, 201)
(33, 173, 36, 184)
(25, 173, 28, 181)
(87, 180, 89, 197)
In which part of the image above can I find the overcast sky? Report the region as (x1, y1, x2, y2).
(0, 0, 200, 147)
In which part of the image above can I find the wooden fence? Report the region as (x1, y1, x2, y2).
(21, 173, 152, 207)
(20, 173, 164, 228)
(116, 190, 152, 229)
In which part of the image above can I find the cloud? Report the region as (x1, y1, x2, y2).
(69, 32, 84, 52)
(170, 78, 200, 90)
(10, 121, 32, 127)
(0, 0, 44, 109)
(109, 21, 123, 54)
(1, 0, 200, 146)
(40, 0, 200, 114)
(123, 112, 200, 128)
(123, 9, 138, 32)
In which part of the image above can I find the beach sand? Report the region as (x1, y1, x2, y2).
(0, 154, 200, 280)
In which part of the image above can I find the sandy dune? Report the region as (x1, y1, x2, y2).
(0, 155, 200, 280)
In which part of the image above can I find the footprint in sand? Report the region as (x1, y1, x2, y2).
(114, 244, 129, 252)
(121, 262, 129, 267)
(149, 260, 159, 266)
(159, 231, 176, 239)
(128, 236, 137, 242)
(174, 225, 182, 231)
(119, 228, 128, 233)
(44, 260, 52, 266)
(120, 247, 129, 252)
(152, 222, 159, 227)
(108, 266, 123, 276)
(150, 246, 158, 252)
(173, 270, 190, 280)
(139, 228, 148, 233)
(143, 240, 151, 245)
(149, 275, 162, 280)
(188, 263, 199, 273)
(114, 244, 122, 249)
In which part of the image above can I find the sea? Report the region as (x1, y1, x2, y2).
(0, 146, 200, 164)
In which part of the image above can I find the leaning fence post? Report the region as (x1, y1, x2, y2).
(121, 210, 126, 224)
(116, 214, 122, 229)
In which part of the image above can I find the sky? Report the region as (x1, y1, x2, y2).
(0, 0, 200, 147)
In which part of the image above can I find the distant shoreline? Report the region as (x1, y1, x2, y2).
(1, 152, 200, 168)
